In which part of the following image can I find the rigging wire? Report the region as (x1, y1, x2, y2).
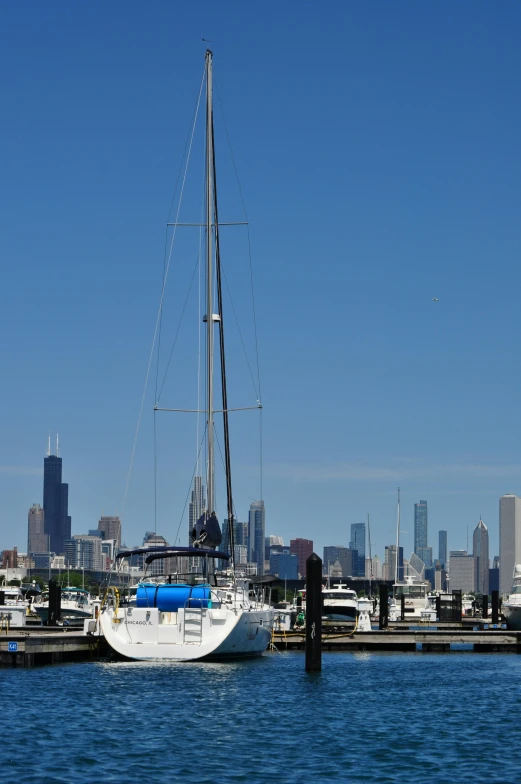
(172, 425, 208, 545)
(155, 249, 202, 403)
(121, 65, 205, 520)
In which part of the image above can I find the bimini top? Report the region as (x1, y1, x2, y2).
(115, 545, 230, 562)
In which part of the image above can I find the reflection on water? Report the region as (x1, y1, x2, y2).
(2, 651, 521, 783)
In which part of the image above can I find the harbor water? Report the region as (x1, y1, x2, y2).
(1, 651, 520, 783)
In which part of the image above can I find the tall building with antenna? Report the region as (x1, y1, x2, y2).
(188, 476, 205, 545)
(43, 434, 71, 555)
(350, 522, 366, 576)
(473, 518, 489, 595)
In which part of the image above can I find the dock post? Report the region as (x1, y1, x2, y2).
(400, 594, 405, 621)
(379, 584, 388, 629)
(436, 594, 441, 620)
(0, 591, 4, 606)
(482, 594, 488, 619)
(48, 579, 61, 626)
(305, 553, 322, 672)
(491, 590, 499, 625)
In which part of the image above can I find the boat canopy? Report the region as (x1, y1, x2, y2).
(115, 545, 229, 561)
(249, 574, 278, 585)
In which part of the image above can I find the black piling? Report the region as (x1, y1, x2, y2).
(400, 594, 405, 621)
(379, 584, 388, 629)
(491, 590, 499, 624)
(0, 591, 4, 606)
(48, 579, 61, 626)
(305, 553, 322, 672)
(482, 594, 489, 619)
(435, 594, 441, 620)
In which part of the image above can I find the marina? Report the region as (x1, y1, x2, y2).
(1, 618, 519, 668)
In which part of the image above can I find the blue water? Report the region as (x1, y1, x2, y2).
(1, 651, 519, 783)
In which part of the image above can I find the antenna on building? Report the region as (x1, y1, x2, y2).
(56, 433, 60, 457)
(47, 431, 51, 457)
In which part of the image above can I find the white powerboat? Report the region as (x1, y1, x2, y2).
(0, 585, 28, 628)
(94, 50, 273, 661)
(35, 586, 96, 623)
(502, 565, 521, 630)
(390, 575, 431, 620)
(322, 584, 358, 621)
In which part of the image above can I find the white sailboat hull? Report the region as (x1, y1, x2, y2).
(97, 604, 273, 661)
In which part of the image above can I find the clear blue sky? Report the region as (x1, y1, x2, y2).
(1, 1, 520, 562)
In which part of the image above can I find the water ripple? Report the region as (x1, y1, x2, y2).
(1, 652, 520, 783)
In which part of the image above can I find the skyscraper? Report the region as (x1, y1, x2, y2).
(349, 523, 366, 576)
(384, 544, 403, 582)
(43, 438, 71, 555)
(414, 500, 428, 554)
(27, 503, 49, 555)
(188, 477, 205, 544)
(249, 500, 265, 576)
(499, 494, 521, 595)
(222, 519, 249, 562)
(290, 538, 313, 578)
(64, 534, 103, 571)
(97, 516, 122, 550)
(439, 530, 447, 567)
(417, 546, 433, 568)
(449, 550, 477, 593)
(473, 519, 489, 595)
(323, 546, 356, 577)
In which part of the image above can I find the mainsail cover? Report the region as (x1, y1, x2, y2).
(191, 511, 222, 550)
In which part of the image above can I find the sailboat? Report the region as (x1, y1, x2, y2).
(389, 489, 430, 621)
(95, 50, 274, 661)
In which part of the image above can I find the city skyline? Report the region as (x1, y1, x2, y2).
(6, 456, 506, 572)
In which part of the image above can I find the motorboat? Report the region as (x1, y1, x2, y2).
(390, 575, 431, 620)
(502, 565, 521, 630)
(35, 586, 96, 623)
(0, 585, 28, 627)
(322, 584, 358, 621)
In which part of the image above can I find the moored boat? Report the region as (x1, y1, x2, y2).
(93, 49, 273, 661)
(502, 565, 521, 630)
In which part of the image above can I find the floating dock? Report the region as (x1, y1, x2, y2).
(0, 628, 108, 668)
(2, 623, 519, 667)
(274, 627, 521, 653)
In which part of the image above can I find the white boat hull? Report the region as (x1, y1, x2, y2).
(97, 604, 273, 661)
(502, 603, 521, 630)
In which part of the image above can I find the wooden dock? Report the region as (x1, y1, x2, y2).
(2, 624, 519, 667)
(0, 628, 108, 668)
(274, 627, 521, 653)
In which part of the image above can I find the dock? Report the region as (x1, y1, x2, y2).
(0, 628, 108, 668)
(274, 626, 521, 653)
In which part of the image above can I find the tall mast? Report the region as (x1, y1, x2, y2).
(212, 84, 235, 569)
(205, 49, 215, 515)
(395, 487, 401, 582)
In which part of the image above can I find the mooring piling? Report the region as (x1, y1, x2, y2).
(379, 583, 389, 629)
(305, 553, 322, 672)
(48, 580, 61, 626)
